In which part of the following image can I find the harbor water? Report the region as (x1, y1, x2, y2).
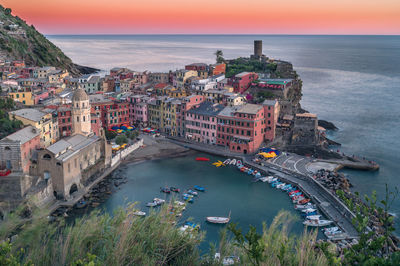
(102, 154, 305, 249)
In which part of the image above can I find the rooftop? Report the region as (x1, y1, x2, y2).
(296, 113, 317, 119)
(262, 99, 279, 106)
(9, 108, 47, 122)
(1, 126, 39, 144)
(235, 72, 253, 78)
(258, 78, 293, 85)
(47, 134, 100, 162)
(237, 104, 263, 114)
(187, 101, 224, 116)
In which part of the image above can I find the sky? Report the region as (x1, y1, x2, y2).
(1, 0, 400, 35)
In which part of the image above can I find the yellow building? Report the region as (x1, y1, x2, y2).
(147, 97, 164, 129)
(161, 98, 181, 136)
(48, 69, 69, 83)
(8, 89, 34, 105)
(166, 89, 189, 98)
(175, 70, 197, 89)
(9, 108, 55, 148)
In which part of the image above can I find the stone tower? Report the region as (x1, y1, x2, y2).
(71, 88, 91, 136)
(254, 40, 262, 57)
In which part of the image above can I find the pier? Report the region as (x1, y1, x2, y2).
(166, 136, 359, 239)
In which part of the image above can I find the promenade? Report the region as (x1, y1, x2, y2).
(166, 136, 359, 239)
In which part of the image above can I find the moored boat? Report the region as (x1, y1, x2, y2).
(170, 187, 180, 193)
(194, 185, 205, 192)
(259, 177, 269, 182)
(229, 159, 237, 165)
(188, 189, 198, 196)
(236, 160, 242, 166)
(223, 159, 231, 164)
(133, 211, 146, 216)
(154, 198, 166, 205)
(295, 203, 316, 210)
(303, 219, 333, 227)
(160, 187, 171, 193)
(298, 198, 311, 205)
(196, 157, 210, 161)
(206, 216, 230, 224)
(146, 202, 157, 207)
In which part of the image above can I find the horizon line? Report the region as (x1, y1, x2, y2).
(45, 33, 400, 36)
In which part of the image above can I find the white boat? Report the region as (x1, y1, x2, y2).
(301, 208, 317, 213)
(325, 230, 343, 236)
(276, 183, 286, 189)
(267, 177, 277, 183)
(323, 226, 339, 233)
(206, 216, 230, 224)
(133, 211, 146, 216)
(223, 159, 231, 164)
(295, 203, 316, 210)
(303, 219, 333, 227)
(154, 198, 166, 205)
(306, 215, 321, 220)
(259, 177, 269, 182)
(229, 159, 237, 165)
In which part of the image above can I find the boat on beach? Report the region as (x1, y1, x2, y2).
(223, 159, 231, 164)
(196, 157, 210, 161)
(229, 159, 237, 165)
(236, 160, 242, 166)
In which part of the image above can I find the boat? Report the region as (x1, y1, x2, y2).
(196, 157, 210, 161)
(295, 203, 316, 210)
(290, 192, 303, 198)
(292, 197, 306, 204)
(259, 177, 269, 182)
(267, 177, 277, 183)
(188, 190, 198, 196)
(206, 216, 230, 224)
(133, 211, 146, 216)
(182, 193, 194, 198)
(212, 160, 226, 167)
(240, 167, 247, 172)
(298, 199, 311, 205)
(251, 177, 260, 182)
(229, 159, 237, 165)
(236, 160, 242, 166)
(160, 187, 171, 193)
(276, 183, 286, 189)
(306, 215, 321, 220)
(323, 227, 339, 233)
(182, 196, 194, 203)
(247, 168, 254, 174)
(325, 230, 344, 238)
(154, 198, 166, 205)
(254, 172, 261, 178)
(170, 187, 180, 193)
(146, 202, 158, 207)
(174, 201, 186, 206)
(301, 208, 317, 213)
(223, 159, 231, 164)
(303, 219, 333, 227)
(194, 185, 205, 192)
(289, 190, 300, 195)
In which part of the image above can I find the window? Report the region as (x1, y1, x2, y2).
(77, 116, 79, 122)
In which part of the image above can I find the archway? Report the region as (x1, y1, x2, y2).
(69, 184, 78, 195)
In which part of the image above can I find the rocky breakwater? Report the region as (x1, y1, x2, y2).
(313, 169, 352, 193)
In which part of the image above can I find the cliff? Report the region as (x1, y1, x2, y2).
(0, 5, 97, 76)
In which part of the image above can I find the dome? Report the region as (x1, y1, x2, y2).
(72, 88, 88, 102)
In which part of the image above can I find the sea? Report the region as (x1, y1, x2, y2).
(47, 35, 400, 240)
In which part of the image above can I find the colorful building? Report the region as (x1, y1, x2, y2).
(8, 88, 33, 105)
(174, 70, 197, 89)
(185, 101, 224, 144)
(9, 108, 55, 148)
(228, 72, 258, 94)
(216, 104, 265, 154)
(262, 99, 280, 142)
(0, 126, 40, 173)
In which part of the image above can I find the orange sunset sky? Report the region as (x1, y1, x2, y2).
(1, 0, 400, 34)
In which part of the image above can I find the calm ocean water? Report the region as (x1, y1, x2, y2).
(48, 35, 400, 233)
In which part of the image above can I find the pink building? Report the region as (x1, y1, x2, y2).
(185, 101, 224, 144)
(127, 94, 152, 126)
(34, 91, 50, 104)
(228, 72, 258, 94)
(177, 95, 204, 137)
(0, 126, 41, 173)
(217, 104, 265, 154)
(262, 99, 280, 142)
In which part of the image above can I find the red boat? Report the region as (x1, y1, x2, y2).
(196, 157, 210, 161)
(289, 190, 300, 195)
(298, 199, 311, 205)
(0, 169, 11, 177)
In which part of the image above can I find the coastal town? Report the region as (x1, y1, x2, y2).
(0, 40, 389, 251)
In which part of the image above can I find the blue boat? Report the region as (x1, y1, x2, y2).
(290, 192, 302, 197)
(247, 169, 254, 174)
(185, 221, 200, 230)
(255, 172, 261, 178)
(183, 196, 194, 203)
(194, 185, 205, 192)
(302, 211, 317, 217)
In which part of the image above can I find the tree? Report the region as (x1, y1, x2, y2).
(105, 130, 117, 141)
(215, 50, 225, 64)
(4, 8, 12, 15)
(115, 135, 128, 145)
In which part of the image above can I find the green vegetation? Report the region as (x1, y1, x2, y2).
(0, 196, 399, 266)
(115, 135, 128, 145)
(125, 130, 139, 140)
(225, 57, 277, 78)
(215, 50, 225, 64)
(254, 91, 275, 104)
(0, 98, 23, 139)
(0, 5, 81, 75)
(105, 130, 117, 141)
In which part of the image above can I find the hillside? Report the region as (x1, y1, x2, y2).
(0, 5, 97, 76)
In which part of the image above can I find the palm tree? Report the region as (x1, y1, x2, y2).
(215, 50, 224, 63)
